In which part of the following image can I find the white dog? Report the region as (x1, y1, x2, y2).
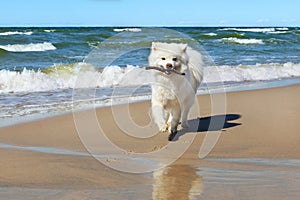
(149, 42, 203, 138)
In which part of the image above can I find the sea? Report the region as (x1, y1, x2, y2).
(0, 27, 300, 127)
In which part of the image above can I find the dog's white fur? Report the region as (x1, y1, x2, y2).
(149, 42, 203, 134)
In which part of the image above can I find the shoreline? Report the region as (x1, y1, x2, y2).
(1, 77, 300, 129)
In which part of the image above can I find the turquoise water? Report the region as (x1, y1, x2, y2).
(0, 27, 300, 126)
(1, 27, 300, 69)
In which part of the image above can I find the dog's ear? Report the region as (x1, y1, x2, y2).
(181, 44, 188, 52)
(151, 42, 157, 51)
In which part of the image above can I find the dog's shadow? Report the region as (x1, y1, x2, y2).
(169, 114, 242, 141)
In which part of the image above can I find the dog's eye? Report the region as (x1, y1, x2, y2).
(161, 57, 166, 60)
(172, 57, 177, 62)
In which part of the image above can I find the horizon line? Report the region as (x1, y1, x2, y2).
(0, 24, 299, 28)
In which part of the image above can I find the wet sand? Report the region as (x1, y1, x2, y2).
(0, 84, 299, 199)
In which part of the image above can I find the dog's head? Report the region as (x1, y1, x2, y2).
(148, 42, 189, 73)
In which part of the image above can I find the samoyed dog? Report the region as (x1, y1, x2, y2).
(149, 42, 203, 138)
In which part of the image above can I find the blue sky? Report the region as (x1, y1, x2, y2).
(1, 0, 300, 27)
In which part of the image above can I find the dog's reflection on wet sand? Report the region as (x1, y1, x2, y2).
(152, 165, 203, 200)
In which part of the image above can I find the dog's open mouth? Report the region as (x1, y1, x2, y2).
(145, 66, 185, 76)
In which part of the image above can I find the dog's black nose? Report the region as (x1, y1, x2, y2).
(166, 63, 173, 68)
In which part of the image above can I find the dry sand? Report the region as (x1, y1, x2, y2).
(0, 84, 299, 199)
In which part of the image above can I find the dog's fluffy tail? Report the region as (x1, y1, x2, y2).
(187, 47, 204, 92)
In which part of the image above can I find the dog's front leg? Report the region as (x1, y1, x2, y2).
(181, 106, 191, 128)
(170, 106, 181, 134)
(152, 104, 170, 132)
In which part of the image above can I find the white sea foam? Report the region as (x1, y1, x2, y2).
(0, 31, 33, 36)
(276, 28, 289, 31)
(268, 31, 288, 34)
(219, 37, 264, 44)
(113, 28, 142, 32)
(221, 27, 289, 34)
(0, 68, 70, 93)
(0, 63, 149, 93)
(220, 28, 276, 33)
(0, 62, 300, 94)
(203, 33, 218, 36)
(204, 62, 300, 83)
(44, 29, 56, 33)
(0, 42, 56, 52)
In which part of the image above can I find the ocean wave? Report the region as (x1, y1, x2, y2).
(265, 38, 290, 44)
(113, 28, 142, 32)
(203, 33, 218, 36)
(44, 29, 56, 33)
(218, 37, 264, 44)
(215, 33, 245, 39)
(0, 42, 56, 52)
(269, 28, 290, 34)
(0, 63, 90, 93)
(0, 31, 33, 36)
(219, 28, 276, 33)
(204, 62, 300, 83)
(0, 62, 300, 94)
(0, 63, 149, 93)
(87, 41, 101, 48)
(268, 31, 289, 34)
(276, 28, 289, 31)
(219, 27, 292, 34)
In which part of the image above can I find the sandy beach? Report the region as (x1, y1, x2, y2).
(0, 84, 299, 199)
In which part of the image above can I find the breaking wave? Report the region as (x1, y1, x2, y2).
(205, 62, 300, 83)
(0, 31, 33, 36)
(218, 28, 291, 35)
(0, 62, 299, 94)
(0, 42, 56, 52)
(113, 28, 142, 32)
(218, 37, 264, 44)
(219, 28, 276, 33)
(203, 33, 218, 36)
(44, 29, 56, 33)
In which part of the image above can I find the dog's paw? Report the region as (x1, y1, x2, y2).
(168, 130, 177, 141)
(181, 121, 189, 129)
(159, 124, 169, 132)
(169, 127, 177, 134)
